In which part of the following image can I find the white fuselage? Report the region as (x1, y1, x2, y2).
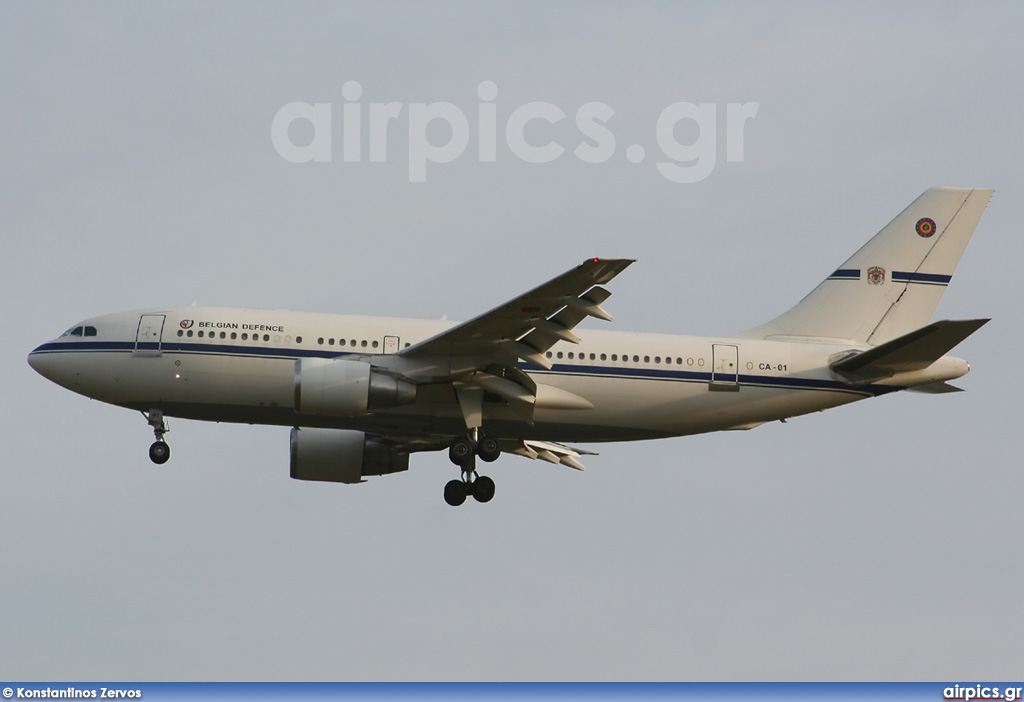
(28, 306, 967, 445)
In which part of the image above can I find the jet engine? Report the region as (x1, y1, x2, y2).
(294, 358, 416, 416)
(289, 427, 409, 484)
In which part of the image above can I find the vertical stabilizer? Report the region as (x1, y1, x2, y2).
(740, 187, 992, 343)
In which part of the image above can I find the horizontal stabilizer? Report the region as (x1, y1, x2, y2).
(831, 318, 989, 384)
(906, 381, 964, 394)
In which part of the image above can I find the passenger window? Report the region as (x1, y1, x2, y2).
(328, 338, 335, 345)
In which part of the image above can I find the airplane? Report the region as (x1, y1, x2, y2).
(28, 187, 992, 506)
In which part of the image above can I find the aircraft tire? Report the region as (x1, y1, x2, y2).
(444, 479, 468, 506)
(448, 437, 474, 466)
(477, 436, 500, 463)
(472, 475, 495, 503)
(149, 441, 171, 465)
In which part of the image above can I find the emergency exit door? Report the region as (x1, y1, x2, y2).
(135, 314, 166, 356)
(710, 343, 739, 391)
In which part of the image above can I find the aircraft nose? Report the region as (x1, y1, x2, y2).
(27, 344, 68, 386)
(28, 345, 50, 376)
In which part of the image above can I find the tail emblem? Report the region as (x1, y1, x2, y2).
(867, 266, 886, 285)
(916, 217, 937, 238)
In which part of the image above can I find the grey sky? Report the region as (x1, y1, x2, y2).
(2, 1, 1022, 681)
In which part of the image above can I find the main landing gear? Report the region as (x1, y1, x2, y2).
(143, 409, 171, 465)
(443, 432, 500, 506)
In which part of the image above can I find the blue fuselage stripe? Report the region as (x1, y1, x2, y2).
(29, 340, 893, 398)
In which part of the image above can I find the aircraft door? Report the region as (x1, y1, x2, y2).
(383, 336, 400, 354)
(135, 314, 166, 356)
(710, 343, 739, 391)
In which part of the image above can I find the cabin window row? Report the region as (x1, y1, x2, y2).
(544, 350, 706, 367)
(173, 329, 411, 351)
(176, 329, 304, 344)
(317, 337, 378, 349)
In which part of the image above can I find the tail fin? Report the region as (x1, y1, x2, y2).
(741, 187, 993, 343)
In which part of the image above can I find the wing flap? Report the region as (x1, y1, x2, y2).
(505, 439, 596, 471)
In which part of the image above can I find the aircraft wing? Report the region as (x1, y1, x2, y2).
(400, 258, 634, 370)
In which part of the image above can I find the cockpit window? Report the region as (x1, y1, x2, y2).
(61, 325, 98, 338)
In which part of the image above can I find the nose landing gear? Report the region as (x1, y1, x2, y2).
(143, 409, 170, 465)
(443, 432, 499, 506)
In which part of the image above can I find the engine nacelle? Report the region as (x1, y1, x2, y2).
(289, 427, 409, 484)
(294, 358, 416, 416)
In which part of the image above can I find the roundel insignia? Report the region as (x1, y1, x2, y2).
(916, 217, 936, 238)
(180, 319, 194, 329)
(521, 305, 542, 314)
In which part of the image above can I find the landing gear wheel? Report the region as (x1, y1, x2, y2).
(448, 437, 475, 466)
(444, 479, 468, 507)
(444, 432, 498, 505)
(149, 441, 171, 465)
(472, 475, 496, 503)
(477, 435, 500, 463)
(143, 409, 171, 465)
